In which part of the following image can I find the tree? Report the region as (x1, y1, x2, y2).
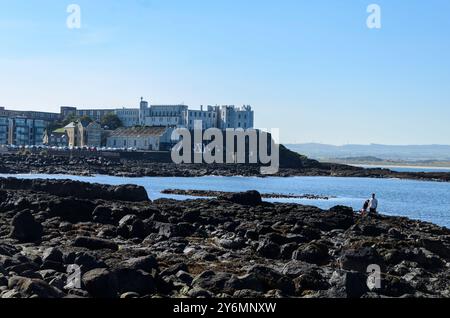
(101, 113, 123, 130)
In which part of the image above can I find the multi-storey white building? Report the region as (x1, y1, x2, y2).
(61, 98, 254, 131)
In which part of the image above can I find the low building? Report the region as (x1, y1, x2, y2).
(106, 126, 174, 151)
(43, 129, 69, 147)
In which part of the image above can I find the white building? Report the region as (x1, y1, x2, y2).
(106, 126, 174, 151)
(63, 98, 254, 131)
(217, 105, 254, 129)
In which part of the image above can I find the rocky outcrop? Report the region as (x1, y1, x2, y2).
(0, 178, 449, 299)
(0, 178, 149, 202)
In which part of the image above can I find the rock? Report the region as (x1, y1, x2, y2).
(47, 198, 96, 223)
(187, 287, 214, 298)
(92, 206, 114, 225)
(328, 270, 370, 298)
(0, 243, 20, 257)
(8, 276, 65, 298)
(82, 268, 118, 298)
(114, 268, 156, 295)
(182, 210, 201, 223)
(73, 236, 118, 251)
(293, 269, 329, 293)
(218, 237, 246, 250)
(120, 255, 158, 273)
(74, 252, 106, 272)
(120, 292, 140, 299)
(339, 247, 383, 272)
(224, 273, 265, 293)
(160, 263, 189, 277)
(192, 271, 232, 294)
(219, 191, 262, 206)
(256, 239, 280, 259)
(156, 222, 194, 238)
(247, 265, 295, 295)
(245, 230, 259, 241)
(42, 248, 63, 264)
(119, 215, 138, 227)
(420, 239, 450, 260)
(0, 178, 149, 202)
(292, 242, 329, 264)
(329, 205, 354, 216)
(176, 271, 193, 285)
(9, 210, 43, 243)
(233, 289, 264, 298)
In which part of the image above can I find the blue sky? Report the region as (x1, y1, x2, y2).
(0, 0, 449, 145)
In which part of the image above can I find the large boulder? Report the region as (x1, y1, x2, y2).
(9, 210, 43, 243)
(0, 178, 150, 202)
(114, 268, 156, 295)
(8, 276, 65, 298)
(82, 268, 118, 298)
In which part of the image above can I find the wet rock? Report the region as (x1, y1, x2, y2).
(10, 210, 43, 243)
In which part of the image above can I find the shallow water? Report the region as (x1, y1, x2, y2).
(2, 174, 450, 229)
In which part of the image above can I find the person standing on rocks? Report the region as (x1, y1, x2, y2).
(369, 193, 378, 213)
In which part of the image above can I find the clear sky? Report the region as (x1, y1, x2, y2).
(0, 0, 449, 145)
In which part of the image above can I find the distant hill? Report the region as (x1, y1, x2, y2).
(286, 143, 450, 161)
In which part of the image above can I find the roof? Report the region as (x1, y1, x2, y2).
(109, 126, 169, 138)
(64, 122, 76, 128)
(53, 128, 66, 133)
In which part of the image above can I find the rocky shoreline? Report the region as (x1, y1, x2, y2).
(161, 189, 334, 200)
(1, 153, 449, 182)
(1, 177, 449, 298)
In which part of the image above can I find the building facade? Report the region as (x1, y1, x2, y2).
(64, 121, 103, 147)
(6, 118, 46, 146)
(61, 98, 254, 131)
(0, 117, 8, 145)
(43, 129, 69, 147)
(106, 126, 174, 151)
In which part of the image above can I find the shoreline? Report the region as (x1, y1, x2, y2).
(1, 153, 450, 183)
(0, 177, 449, 298)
